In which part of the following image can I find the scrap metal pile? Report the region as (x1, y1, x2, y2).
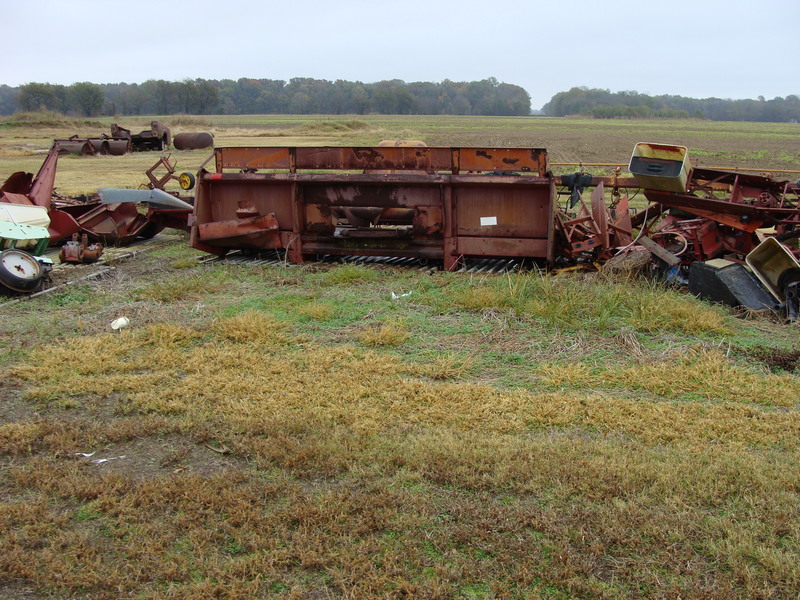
(54, 122, 214, 157)
(55, 121, 172, 156)
(552, 144, 799, 317)
(1, 140, 798, 318)
(0, 143, 193, 292)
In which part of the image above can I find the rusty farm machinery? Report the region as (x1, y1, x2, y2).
(1, 140, 798, 317)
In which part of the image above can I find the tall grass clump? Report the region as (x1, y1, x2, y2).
(452, 271, 730, 335)
(318, 264, 379, 286)
(212, 310, 291, 345)
(356, 321, 409, 347)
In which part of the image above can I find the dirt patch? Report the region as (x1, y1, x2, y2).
(746, 346, 800, 372)
(0, 581, 61, 600)
(73, 434, 243, 480)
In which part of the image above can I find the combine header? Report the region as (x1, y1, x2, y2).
(190, 145, 556, 270)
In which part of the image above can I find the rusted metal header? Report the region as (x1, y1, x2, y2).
(213, 146, 550, 176)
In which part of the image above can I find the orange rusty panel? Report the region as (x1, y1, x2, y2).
(207, 181, 295, 230)
(295, 147, 453, 171)
(215, 147, 292, 171)
(454, 186, 551, 238)
(456, 148, 548, 174)
(198, 213, 279, 241)
(214, 146, 549, 174)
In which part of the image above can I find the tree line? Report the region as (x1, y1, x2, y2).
(0, 78, 532, 117)
(3, 80, 797, 122)
(542, 87, 800, 122)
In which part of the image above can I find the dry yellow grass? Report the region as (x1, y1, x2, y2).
(355, 322, 410, 347)
(537, 348, 800, 407)
(2, 116, 799, 599)
(296, 301, 336, 320)
(211, 310, 290, 345)
(3, 313, 800, 598)
(9, 323, 799, 448)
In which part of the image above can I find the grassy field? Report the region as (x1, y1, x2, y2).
(1, 112, 799, 195)
(1, 114, 799, 599)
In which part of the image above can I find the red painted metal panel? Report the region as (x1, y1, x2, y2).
(457, 237, 549, 257)
(453, 186, 551, 238)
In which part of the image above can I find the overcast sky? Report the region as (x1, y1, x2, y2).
(3, 0, 798, 110)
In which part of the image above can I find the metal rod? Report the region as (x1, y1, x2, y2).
(551, 161, 800, 175)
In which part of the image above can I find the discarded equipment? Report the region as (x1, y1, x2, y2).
(0, 248, 48, 293)
(173, 132, 214, 151)
(0, 200, 52, 293)
(190, 146, 555, 270)
(0, 142, 192, 248)
(187, 143, 799, 319)
(111, 121, 171, 152)
(2, 138, 798, 318)
(59, 233, 103, 264)
(55, 122, 172, 156)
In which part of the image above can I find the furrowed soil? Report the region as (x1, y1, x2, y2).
(1, 114, 799, 600)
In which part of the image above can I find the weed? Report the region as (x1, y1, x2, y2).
(212, 310, 291, 345)
(356, 322, 410, 347)
(318, 264, 379, 286)
(48, 285, 93, 307)
(296, 301, 336, 321)
(170, 258, 197, 270)
(448, 272, 730, 336)
(131, 274, 222, 303)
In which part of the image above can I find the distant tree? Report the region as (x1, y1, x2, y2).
(175, 79, 200, 113)
(195, 79, 220, 114)
(289, 91, 311, 113)
(16, 83, 58, 112)
(0, 85, 17, 114)
(69, 82, 104, 116)
(109, 83, 149, 115)
(143, 80, 178, 114)
(543, 87, 800, 122)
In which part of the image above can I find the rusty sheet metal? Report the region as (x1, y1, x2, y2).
(197, 213, 280, 248)
(55, 137, 95, 156)
(213, 146, 549, 176)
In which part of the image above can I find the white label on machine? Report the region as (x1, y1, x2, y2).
(480, 216, 497, 226)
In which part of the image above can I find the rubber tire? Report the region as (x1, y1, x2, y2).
(178, 172, 196, 190)
(0, 249, 44, 292)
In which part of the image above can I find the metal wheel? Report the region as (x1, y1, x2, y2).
(0, 249, 44, 292)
